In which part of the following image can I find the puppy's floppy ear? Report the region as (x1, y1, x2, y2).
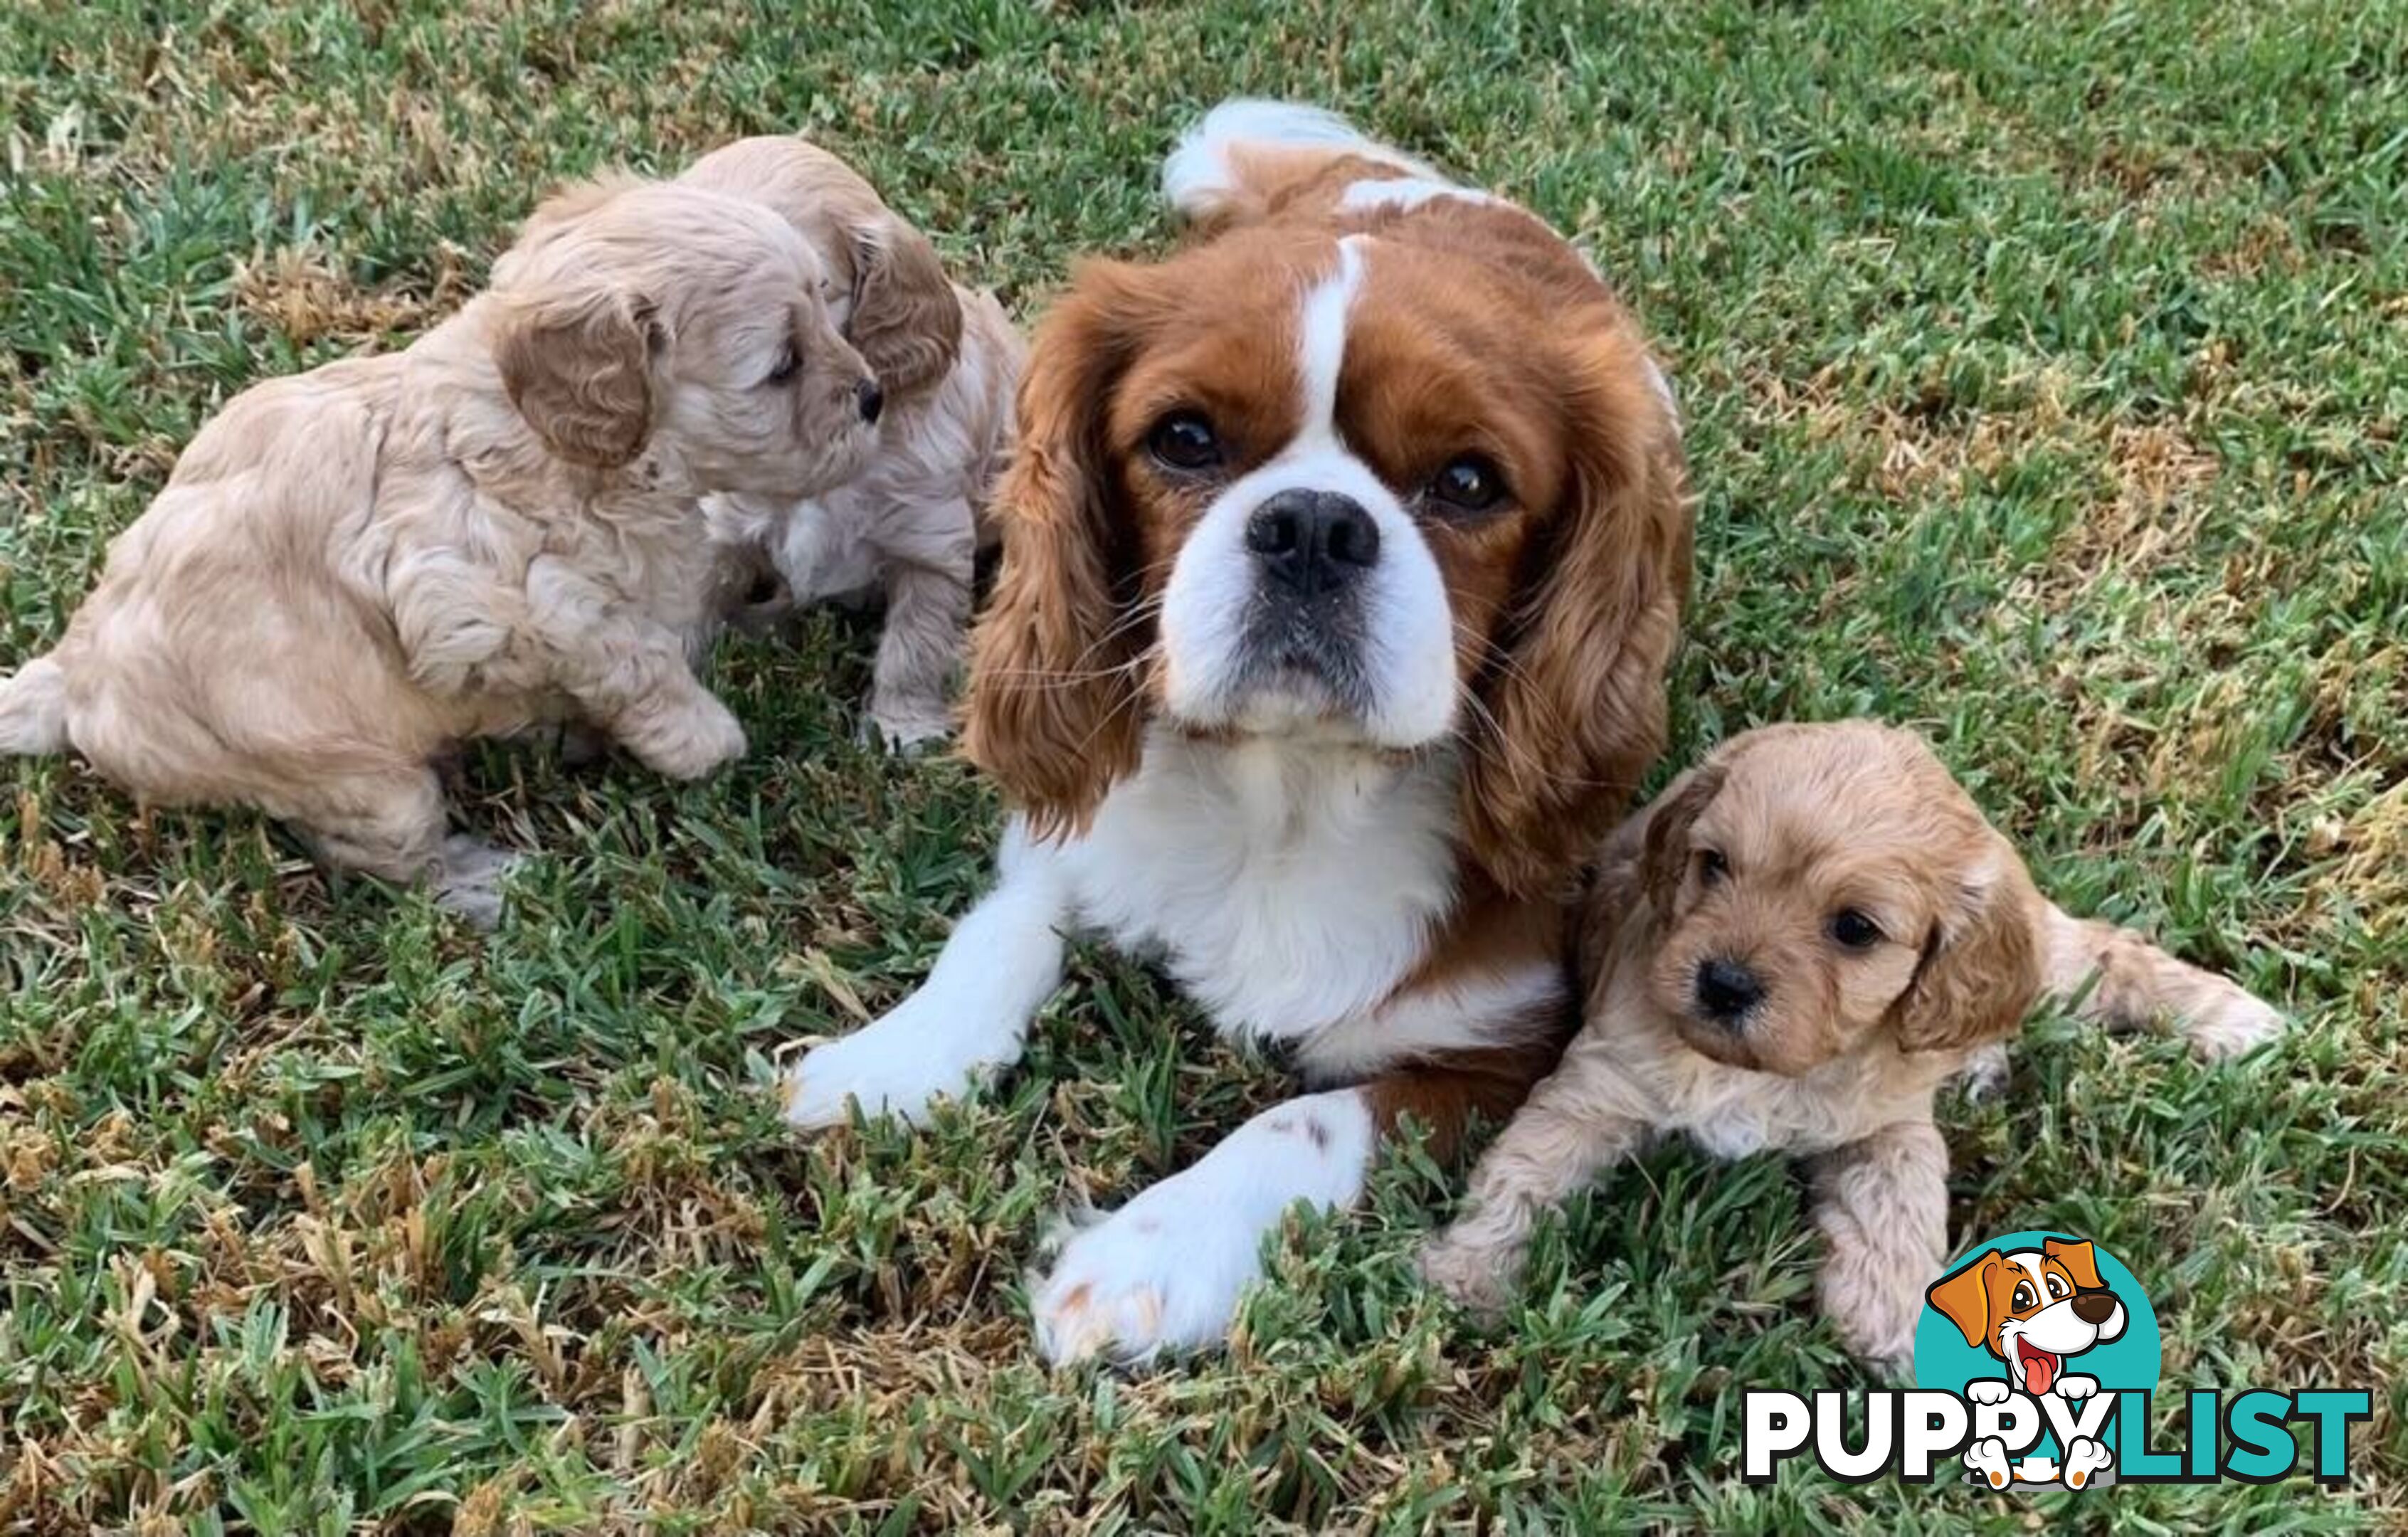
(962, 261, 1151, 836)
(1639, 762, 1727, 916)
(1927, 1250, 2008, 1350)
(2043, 1237, 2105, 1292)
(1459, 324, 1691, 899)
(1890, 840, 2044, 1053)
(497, 287, 657, 469)
(846, 216, 963, 399)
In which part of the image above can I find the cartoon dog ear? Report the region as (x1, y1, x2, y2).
(2043, 1237, 2104, 1291)
(1639, 762, 1728, 916)
(961, 260, 1154, 836)
(846, 215, 964, 400)
(1891, 843, 2044, 1054)
(1926, 1250, 2007, 1350)
(497, 287, 658, 469)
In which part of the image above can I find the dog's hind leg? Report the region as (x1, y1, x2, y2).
(1808, 1119, 1948, 1378)
(866, 554, 973, 751)
(287, 764, 517, 929)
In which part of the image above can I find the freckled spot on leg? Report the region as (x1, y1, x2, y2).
(1304, 1117, 1331, 1152)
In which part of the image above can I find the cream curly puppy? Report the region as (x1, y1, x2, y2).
(1419, 722, 2283, 1373)
(684, 136, 1026, 749)
(0, 177, 882, 922)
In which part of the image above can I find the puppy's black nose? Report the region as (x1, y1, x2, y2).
(2071, 1290, 2118, 1325)
(1247, 490, 1380, 597)
(1694, 958, 1765, 1024)
(855, 378, 884, 423)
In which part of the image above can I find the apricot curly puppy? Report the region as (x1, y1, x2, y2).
(0, 178, 882, 923)
(1420, 722, 2283, 1373)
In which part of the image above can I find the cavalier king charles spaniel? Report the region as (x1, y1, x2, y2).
(783, 100, 1691, 1364)
(1419, 722, 2282, 1373)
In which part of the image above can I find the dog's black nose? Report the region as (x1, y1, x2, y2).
(1694, 958, 1765, 1024)
(855, 378, 884, 423)
(1247, 490, 1380, 597)
(2071, 1290, 2118, 1325)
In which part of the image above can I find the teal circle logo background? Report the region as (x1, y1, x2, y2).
(1914, 1231, 2162, 1440)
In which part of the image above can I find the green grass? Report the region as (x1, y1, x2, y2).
(2, 0, 2403, 1530)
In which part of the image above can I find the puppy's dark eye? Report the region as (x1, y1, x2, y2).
(2012, 1282, 2037, 1311)
(765, 344, 800, 387)
(1427, 454, 1506, 514)
(1148, 411, 1223, 471)
(1696, 849, 1728, 887)
(1829, 909, 1884, 950)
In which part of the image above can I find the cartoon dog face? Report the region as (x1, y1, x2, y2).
(1927, 1237, 2128, 1395)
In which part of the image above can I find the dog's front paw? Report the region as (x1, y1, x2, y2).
(1416, 1228, 1519, 1320)
(782, 1014, 989, 1131)
(2056, 1373, 2098, 1402)
(626, 695, 747, 781)
(430, 835, 524, 931)
(865, 704, 953, 754)
(1965, 1378, 2014, 1407)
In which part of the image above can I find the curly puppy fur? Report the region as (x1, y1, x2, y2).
(1420, 721, 2284, 1373)
(683, 136, 1027, 749)
(0, 178, 882, 922)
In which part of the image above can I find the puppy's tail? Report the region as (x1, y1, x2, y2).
(0, 655, 69, 756)
(1162, 98, 1445, 229)
(2040, 903, 2284, 1060)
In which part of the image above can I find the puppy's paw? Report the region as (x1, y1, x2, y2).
(2182, 988, 2285, 1062)
(2056, 1373, 2098, 1402)
(1948, 1042, 2010, 1103)
(627, 696, 747, 781)
(1963, 1435, 2012, 1489)
(2064, 1436, 2114, 1488)
(1415, 1229, 1518, 1320)
(1965, 1378, 2014, 1406)
(431, 835, 523, 931)
(865, 704, 954, 754)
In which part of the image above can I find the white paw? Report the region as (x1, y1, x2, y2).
(1964, 1435, 2012, 1489)
(865, 704, 953, 754)
(1965, 1378, 2014, 1406)
(781, 999, 1000, 1129)
(1950, 1042, 2010, 1102)
(2064, 1436, 2114, 1488)
(2056, 1372, 2098, 1402)
(2185, 994, 2285, 1061)
(1033, 1091, 1375, 1366)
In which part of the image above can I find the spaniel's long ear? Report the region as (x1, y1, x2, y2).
(497, 285, 657, 469)
(1891, 840, 2044, 1053)
(847, 215, 963, 400)
(1638, 761, 1727, 917)
(962, 263, 1151, 836)
(1459, 325, 1692, 899)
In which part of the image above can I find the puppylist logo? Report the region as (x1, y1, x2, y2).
(1743, 1231, 2370, 1489)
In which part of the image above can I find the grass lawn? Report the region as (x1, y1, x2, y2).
(2, 0, 2403, 1530)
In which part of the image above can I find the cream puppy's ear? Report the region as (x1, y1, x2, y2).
(497, 287, 657, 468)
(1890, 843, 2044, 1053)
(845, 215, 963, 398)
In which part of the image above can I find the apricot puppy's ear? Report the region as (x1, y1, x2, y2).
(847, 216, 963, 399)
(1891, 843, 2044, 1054)
(1639, 763, 1726, 916)
(1926, 1250, 2007, 1351)
(498, 289, 657, 468)
(2042, 1237, 2105, 1292)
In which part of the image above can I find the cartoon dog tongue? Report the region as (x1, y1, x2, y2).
(2016, 1338, 2059, 1395)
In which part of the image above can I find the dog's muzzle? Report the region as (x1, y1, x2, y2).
(1232, 488, 1378, 705)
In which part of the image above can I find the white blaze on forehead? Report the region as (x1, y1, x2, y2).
(1291, 236, 1366, 449)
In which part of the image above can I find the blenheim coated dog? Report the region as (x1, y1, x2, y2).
(782, 100, 1692, 1363)
(1420, 722, 2281, 1372)
(0, 178, 883, 922)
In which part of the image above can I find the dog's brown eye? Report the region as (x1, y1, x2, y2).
(2012, 1282, 2037, 1311)
(1696, 849, 1728, 887)
(765, 344, 800, 387)
(1148, 411, 1223, 470)
(1829, 909, 1883, 950)
(1428, 454, 1506, 514)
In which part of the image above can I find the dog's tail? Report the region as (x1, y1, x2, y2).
(0, 655, 69, 756)
(1162, 98, 1446, 230)
(2040, 902, 2283, 1060)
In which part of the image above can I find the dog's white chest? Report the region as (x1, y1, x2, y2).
(1053, 734, 1459, 1040)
